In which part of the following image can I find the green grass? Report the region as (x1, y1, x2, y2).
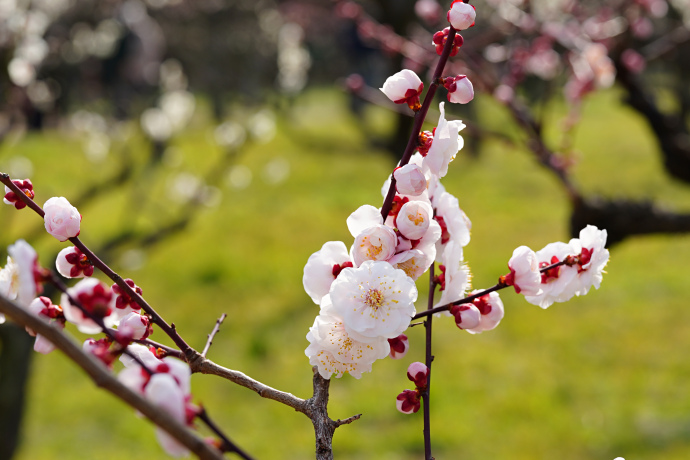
(2, 86, 690, 460)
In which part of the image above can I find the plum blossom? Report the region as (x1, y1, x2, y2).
(443, 75, 474, 104)
(116, 312, 152, 344)
(329, 260, 417, 340)
(43, 197, 81, 242)
(434, 240, 471, 311)
(145, 373, 190, 457)
(26, 296, 65, 354)
(62, 277, 118, 334)
(568, 225, 609, 296)
(56, 246, 93, 278)
(394, 164, 427, 196)
(396, 389, 421, 414)
(432, 184, 471, 258)
(112, 279, 144, 314)
(432, 27, 464, 56)
(303, 241, 352, 304)
(380, 69, 424, 111)
(305, 311, 390, 379)
(396, 200, 433, 240)
(505, 246, 543, 296)
(351, 225, 398, 267)
(3, 179, 34, 210)
(389, 249, 433, 281)
(407, 362, 429, 389)
(465, 291, 505, 334)
(83, 338, 119, 367)
(7, 239, 42, 307)
(388, 334, 409, 359)
(447, 0, 476, 30)
(449, 303, 481, 330)
(524, 242, 579, 309)
(423, 102, 465, 178)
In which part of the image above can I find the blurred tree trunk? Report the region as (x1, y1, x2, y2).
(0, 323, 34, 460)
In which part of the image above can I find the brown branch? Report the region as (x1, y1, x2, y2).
(202, 314, 227, 358)
(0, 293, 225, 460)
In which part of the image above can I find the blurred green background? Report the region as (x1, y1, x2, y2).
(1, 86, 689, 460)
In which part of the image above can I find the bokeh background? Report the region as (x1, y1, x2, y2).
(1, 0, 690, 459)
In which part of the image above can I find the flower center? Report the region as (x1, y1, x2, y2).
(364, 288, 384, 310)
(407, 213, 425, 226)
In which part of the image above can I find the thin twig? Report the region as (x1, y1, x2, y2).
(423, 264, 436, 460)
(197, 406, 254, 460)
(202, 313, 227, 358)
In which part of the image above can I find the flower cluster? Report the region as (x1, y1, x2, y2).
(396, 362, 430, 414)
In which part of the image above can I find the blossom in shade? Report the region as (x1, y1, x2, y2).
(396, 389, 421, 414)
(329, 261, 417, 340)
(305, 311, 390, 379)
(83, 337, 118, 367)
(56, 246, 93, 278)
(568, 225, 609, 296)
(524, 242, 579, 308)
(407, 361, 429, 389)
(26, 296, 65, 354)
(7, 239, 42, 307)
(388, 334, 409, 359)
(396, 200, 433, 240)
(303, 241, 352, 305)
(443, 75, 474, 104)
(423, 103, 465, 178)
(432, 27, 464, 56)
(43, 197, 81, 242)
(394, 164, 427, 196)
(447, 1, 476, 30)
(465, 291, 505, 334)
(62, 277, 118, 334)
(449, 303, 481, 330)
(3, 179, 34, 210)
(504, 246, 542, 296)
(380, 69, 424, 111)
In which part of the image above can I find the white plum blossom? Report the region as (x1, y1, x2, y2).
(432, 185, 471, 260)
(347, 204, 383, 237)
(506, 246, 543, 296)
(396, 200, 433, 241)
(465, 291, 505, 334)
(569, 225, 609, 296)
(445, 75, 474, 104)
(450, 303, 481, 330)
(388, 333, 409, 359)
(7, 240, 40, 307)
(329, 260, 417, 340)
(351, 225, 398, 267)
(305, 311, 390, 379)
(61, 277, 118, 334)
(423, 102, 466, 178)
(0, 256, 19, 304)
(56, 246, 93, 278)
(43, 197, 81, 242)
(447, 0, 476, 30)
(26, 296, 64, 354)
(434, 240, 471, 312)
(389, 249, 433, 281)
(524, 241, 579, 309)
(145, 373, 190, 457)
(394, 164, 427, 196)
(303, 241, 352, 305)
(380, 69, 424, 110)
(117, 312, 151, 342)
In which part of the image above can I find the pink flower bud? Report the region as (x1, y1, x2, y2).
(3, 179, 34, 210)
(444, 75, 474, 104)
(447, 1, 476, 30)
(394, 164, 427, 196)
(56, 246, 93, 278)
(388, 334, 409, 359)
(380, 69, 424, 111)
(117, 312, 152, 344)
(432, 27, 464, 56)
(396, 389, 421, 414)
(407, 361, 429, 389)
(449, 303, 481, 329)
(43, 197, 81, 242)
(112, 279, 143, 311)
(505, 246, 542, 296)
